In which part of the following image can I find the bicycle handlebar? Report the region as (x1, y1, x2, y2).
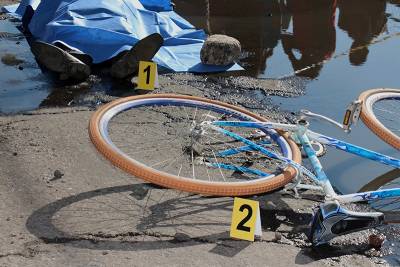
(299, 109, 348, 131)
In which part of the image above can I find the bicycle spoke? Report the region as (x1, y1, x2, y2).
(93, 95, 295, 196)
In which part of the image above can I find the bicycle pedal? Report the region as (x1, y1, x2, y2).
(343, 100, 362, 132)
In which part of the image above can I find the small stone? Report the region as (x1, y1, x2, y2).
(173, 233, 191, 242)
(274, 232, 282, 241)
(365, 248, 382, 258)
(369, 233, 385, 250)
(6, 217, 10, 221)
(54, 170, 64, 178)
(292, 238, 307, 247)
(102, 251, 108, 255)
(278, 236, 294, 246)
(276, 215, 287, 221)
(200, 34, 241, 66)
(18, 66, 24, 71)
(12, 152, 17, 156)
(152, 232, 161, 238)
(51, 170, 64, 181)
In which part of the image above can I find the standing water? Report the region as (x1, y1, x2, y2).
(175, 0, 400, 192)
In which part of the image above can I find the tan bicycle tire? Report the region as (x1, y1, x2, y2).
(89, 94, 302, 196)
(359, 88, 400, 150)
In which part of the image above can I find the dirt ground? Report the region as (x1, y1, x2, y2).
(0, 1, 397, 266)
(0, 106, 388, 267)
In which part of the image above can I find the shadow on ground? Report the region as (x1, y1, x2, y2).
(25, 182, 374, 261)
(26, 183, 251, 257)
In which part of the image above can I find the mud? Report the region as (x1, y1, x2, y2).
(1, 53, 24, 65)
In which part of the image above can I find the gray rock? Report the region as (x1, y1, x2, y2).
(200, 35, 241, 66)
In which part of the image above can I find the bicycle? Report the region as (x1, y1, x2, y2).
(89, 88, 400, 246)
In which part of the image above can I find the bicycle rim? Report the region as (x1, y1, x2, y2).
(359, 88, 400, 150)
(359, 169, 400, 223)
(89, 94, 301, 196)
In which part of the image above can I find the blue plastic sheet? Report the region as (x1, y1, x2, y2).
(2, 0, 243, 73)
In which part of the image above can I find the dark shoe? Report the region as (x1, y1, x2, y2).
(22, 5, 34, 32)
(69, 51, 93, 66)
(54, 42, 93, 66)
(111, 33, 163, 79)
(31, 41, 90, 81)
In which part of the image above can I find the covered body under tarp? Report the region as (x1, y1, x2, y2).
(3, 0, 242, 72)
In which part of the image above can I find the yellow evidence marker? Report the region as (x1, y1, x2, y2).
(230, 197, 262, 241)
(136, 61, 159, 90)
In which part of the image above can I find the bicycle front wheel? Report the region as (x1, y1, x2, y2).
(89, 94, 301, 196)
(359, 88, 400, 150)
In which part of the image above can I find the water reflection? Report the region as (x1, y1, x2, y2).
(175, 0, 284, 76)
(359, 168, 400, 192)
(281, 0, 337, 78)
(177, 0, 392, 78)
(1, 1, 399, 113)
(338, 0, 387, 66)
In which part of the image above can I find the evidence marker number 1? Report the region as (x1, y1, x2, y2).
(135, 61, 159, 90)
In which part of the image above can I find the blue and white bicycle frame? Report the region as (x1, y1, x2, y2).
(204, 109, 400, 245)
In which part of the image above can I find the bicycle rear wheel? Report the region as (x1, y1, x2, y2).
(89, 94, 301, 196)
(359, 88, 400, 150)
(359, 169, 400, 223)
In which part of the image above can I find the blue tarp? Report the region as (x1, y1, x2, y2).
(3, 0, 243, 73)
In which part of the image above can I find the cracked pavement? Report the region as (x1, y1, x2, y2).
(0, 106, 385, 267)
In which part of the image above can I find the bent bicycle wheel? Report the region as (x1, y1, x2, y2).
(359, 169, 400, 223)
(359, 88, 400, 150)
(89, 94, 301, 196)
